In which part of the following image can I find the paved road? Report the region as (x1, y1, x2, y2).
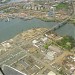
(0, 30, 46, 66)
(16, 44, 61, 75)
(0, 30, 61, 75)
(0, 43, 28, 66)
(72, 0, 75, 15)
(0, 50, 27, 66)
(51, 51, 72, 65)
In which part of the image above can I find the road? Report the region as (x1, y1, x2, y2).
(0, 45, 26, 65)
(13, 41, 61, 75)
(50, 51, 72, 65)
(72, 0, 75, 15)
(0, 29, 62, 75)
(0, 30, 46, 66)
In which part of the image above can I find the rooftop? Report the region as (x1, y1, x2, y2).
(47, 71, 56, 75)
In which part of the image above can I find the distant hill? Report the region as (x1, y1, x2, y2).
(0, 0, 10, 4)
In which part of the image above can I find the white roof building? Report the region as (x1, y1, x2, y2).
(48, 71, 56, 75)
(45, 51, 56, 61)
(32, 40, 38, 44)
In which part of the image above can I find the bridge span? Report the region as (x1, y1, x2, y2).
(45, 17, 70, 34)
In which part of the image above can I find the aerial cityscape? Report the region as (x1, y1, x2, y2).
(0, 0, 75, 75)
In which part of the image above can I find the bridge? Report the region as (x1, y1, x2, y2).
(72, 0, 75, 15)
(45, 17, 70, 34)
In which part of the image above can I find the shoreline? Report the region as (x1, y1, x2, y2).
(37, 17, 63, 22)
(0, 28, 48, 43)
(1, 16, 73, 26)
(0, 14, 71, 24)
(0, 14, 65, 23)
(0, 17, 74, 43)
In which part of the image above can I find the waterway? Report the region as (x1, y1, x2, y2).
(9, 0, 26, 3)
(0, 18, 75, 42)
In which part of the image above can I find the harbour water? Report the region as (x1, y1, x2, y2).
(10, 0, 25, 3)
(0, 18, 75, 42)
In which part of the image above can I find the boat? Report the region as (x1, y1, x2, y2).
(5, 17, 10, 22)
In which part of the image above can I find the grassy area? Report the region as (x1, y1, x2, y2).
(43, 41, 52, 49)
(44, 44, 49, 49)
(59, 68, 68, 75)
(56, 36, 75, 50)
(37, 17, 56, 22)
(56, 3, 69, 10)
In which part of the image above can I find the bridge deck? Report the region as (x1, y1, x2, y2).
(45, 17, 70, 34)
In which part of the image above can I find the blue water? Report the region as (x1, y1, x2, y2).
(55, 23, 75, 38)
(10, 0, 25, 2)
(0, 18, 75, 42)
(0, 18, 58, 42)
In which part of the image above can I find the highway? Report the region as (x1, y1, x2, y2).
(0, 29, 62, 75)
(0, 45, 27, 66)
(0, 47, 21, 62)
(12, 38, 62, 75)
(0, 37, 61, 75)
(0, 30, 46, 66)
(72, 0, 75, 15)
(0, 50, 27, 66)
(25, 50, 61, 75)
